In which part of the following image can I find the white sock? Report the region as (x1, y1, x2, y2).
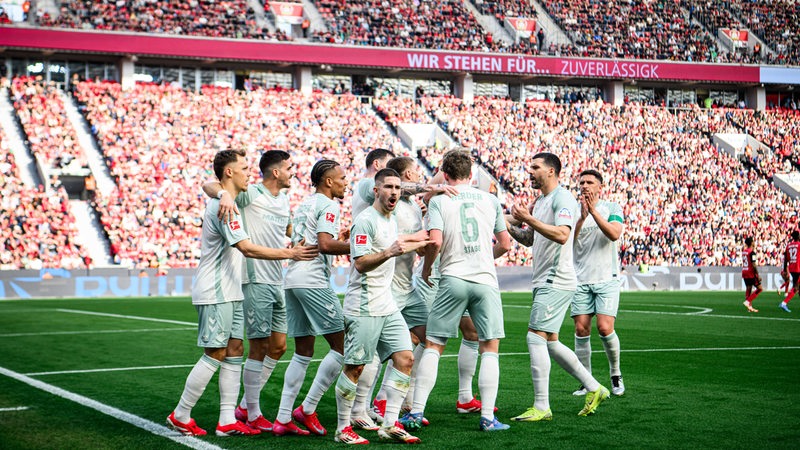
(375, 358, 395, 403)
(478, 352, 499, 421)
(457, 339, 478, 403)
(527, 332, 550, 411)
(335, 373, 357, 433)
(219, 356, 243, 426)
(410, 348, 440, 414)
(174, 355, 220, 423)
(242, 358, 263, 420)
(366, 356, 383, 405)
(351, 357, 380, 416)
(276, 353, 311, 423)
(382, 368, 411, 426)
(301, 350, 344, 414)
(239, 356, 279, 413)
(601, 332, 622, 377)
(574, 335, 592, 373)
(403, 344, 425, 410)
(547, 340, 600, 392)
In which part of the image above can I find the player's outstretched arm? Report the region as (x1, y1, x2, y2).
(235, 239, 318, 261)
(202, 180, 240, 222)
(318, 232, 350, 255)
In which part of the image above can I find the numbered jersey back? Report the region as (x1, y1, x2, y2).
(426, 185, 506, 287)
(787, 241, 800, 273)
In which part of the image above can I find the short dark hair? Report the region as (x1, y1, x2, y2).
(793, 230, 800, 241)
(213, 149, 246, 180)
(745, 236, 753, 246)
(579, 169, 603, 184)
(375, 168, 401, 186)
(533, 152, 562, 176)
(386, 156, 415, 176)
(310, 159, 340, 187)
(441, 149, 472, 181)
(365, 148, 395, 168)
(259, 150, 291, 176)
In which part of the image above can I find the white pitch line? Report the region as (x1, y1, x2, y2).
(26, 364, 197, 377)
(57, 309, 196, 326)
(0, 365, 224, 450)
(0, 328, 195, 338)
(0, 406, 29, 412)
(504, 304, 800, 321)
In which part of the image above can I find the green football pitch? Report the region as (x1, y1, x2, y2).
(0, 291, 798, 449)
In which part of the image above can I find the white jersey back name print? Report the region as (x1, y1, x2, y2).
(427, 184, 506, 288)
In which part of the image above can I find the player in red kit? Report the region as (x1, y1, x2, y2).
(780, 230, 800, 313)
(741, 237, 761, 313)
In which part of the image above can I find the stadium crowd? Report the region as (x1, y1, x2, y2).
(10, 76, 87, 172)
(74, 80, 405, 269)
(0, 132, 87, 270)
(38, 0, 287, 40)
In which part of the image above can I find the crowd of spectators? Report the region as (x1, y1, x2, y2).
(0, 132, 87, 270)
(729, 0, 799, 65)
(474, 0, 538, 22)
(38, 0, 289, 41)
(74, 80, 405, 269)
(540, 0, 733, 62)
(311, 0, 494, 51)
(10, 76, 87, 172)
(381, 94, 800, 267)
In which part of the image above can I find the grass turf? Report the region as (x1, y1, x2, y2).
(0, 291, 798, 449)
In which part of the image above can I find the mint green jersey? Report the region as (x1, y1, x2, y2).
(427, 185, 506, 288)
(237, 183, 291, 285)
(574, 200, 623, 284)
(191, 199, 249, 305)
(391, 197, 423, 294)
(351, 178, 375, 221)
(284, 193, 341, 289)
(530, 186, 578, 290)
(344, 207, 399, 317)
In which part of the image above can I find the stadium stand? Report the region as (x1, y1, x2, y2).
(38, 0, 289, 40)
(0, 129, 88, 270)
(74, 80, 405, 268)
(729, 0, 799, 65)
(10, 76, 87, 172)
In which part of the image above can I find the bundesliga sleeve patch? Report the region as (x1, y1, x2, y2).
(557, 208, 573, 220)
(325, 212, 336, 223)
(229, 220, 241, 231)
(355, 234, 368, 245)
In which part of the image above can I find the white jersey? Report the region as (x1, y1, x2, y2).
(530, 186, 578, 290)
(284, 193, 341, 289)
(192, 199, 249, 305)
(237, 183, 291, 285)
(391, 197, 423, 294)
(427, 184, 506, 287)
(574, 200, 623, 284)
(351, 177, 375, 221)
(344, 207, 399, 317)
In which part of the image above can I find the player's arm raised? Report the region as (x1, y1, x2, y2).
(584, 191, 622, 241)
(512, 202, 571, 245)
(235, 239, 318, 261)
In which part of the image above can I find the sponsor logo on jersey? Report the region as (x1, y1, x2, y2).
(229, 220, 241, 231)
(355, 234, 368, 245)
(325, 212, 336, 223)
(557, 208, 573, 220)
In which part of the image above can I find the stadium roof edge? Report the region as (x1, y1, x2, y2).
(1, 27, 798, 85)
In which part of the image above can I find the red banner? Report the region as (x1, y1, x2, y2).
(0, 28, 765, 83)
(505, 17, 536, 33)
(269, 2, 303, 25)
(723, 28, 749, 42)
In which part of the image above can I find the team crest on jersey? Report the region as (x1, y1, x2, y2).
(229, 220, 241, 231)
(325, 212, 336, 223)
(355, 234, 368, 245)
(557, 208, 573, 220)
